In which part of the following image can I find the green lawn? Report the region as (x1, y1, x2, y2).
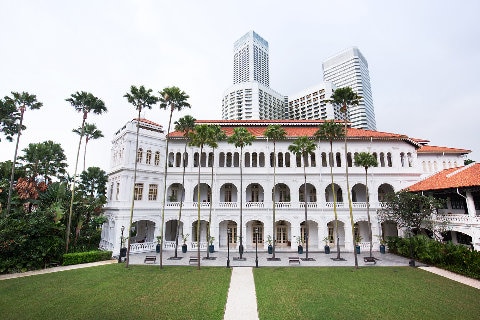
(254, 267, 480, 320)
(1, 265, 479, 320)
(0, 265, 231, 320)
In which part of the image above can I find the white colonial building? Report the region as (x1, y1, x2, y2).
(100, 119, 473, 255)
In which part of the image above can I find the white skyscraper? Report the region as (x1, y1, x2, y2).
(322, 47, 376, 130)
(222, 31, 286, 120)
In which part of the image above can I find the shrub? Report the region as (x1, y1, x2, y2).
(387, 235, 480, 280)
(62, 250, 112, 266)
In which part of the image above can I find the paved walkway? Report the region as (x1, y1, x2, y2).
(418, 266, 480, 289)
(223, 267, 259, 320)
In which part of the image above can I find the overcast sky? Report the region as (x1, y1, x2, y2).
(1, 0, 479, 173)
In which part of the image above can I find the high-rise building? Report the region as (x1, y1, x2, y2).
(322, 47, 376, 130)
(233, 31, 269, 87)
(222, 31, 286, 120)
(287, 82, 345, 121)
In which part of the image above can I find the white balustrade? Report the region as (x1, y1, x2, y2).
(193, 202, 211, 208)
(352, 202, 367, 208)
(246, 202, 264, 208)
(129, 241, 156, 253)
(300, 202, 318, 208)
(219, 202, 238, 208)
(275, 202, 291, 208)
(190, 241, 208, 249)
(326, 202, 345, 208)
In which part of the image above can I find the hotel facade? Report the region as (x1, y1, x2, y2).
(100, 119, 477, 256)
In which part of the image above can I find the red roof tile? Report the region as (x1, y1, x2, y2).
(167, 119, 418, 146)
(417, 145, 471, 154)
(408, 163, 480, 191)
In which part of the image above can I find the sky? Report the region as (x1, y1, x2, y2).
(1, 0, 479, 173)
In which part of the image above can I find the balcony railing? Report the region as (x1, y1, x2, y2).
(160, 201, 390, 210)
(246, 202, 264, 208)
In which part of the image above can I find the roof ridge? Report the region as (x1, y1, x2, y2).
(446, 163, 475, 178)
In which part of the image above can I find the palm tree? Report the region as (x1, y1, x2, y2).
(5, 91, 42, 217)
(0, 97, 19, 143)
(158, 86, 191, 268)
(314, 120, 345, 260)
(123, 85, 158, 267)
(328, 86, 361, 268)
(354, 152, 378, 258)
(73, 123, 104, 171)
(206, 125, 226, 259)
(189, 124, 218, 269)
(227, 127, 255, 260)
(172, 115, 196, 258)
(288, 136, 316, 260)
(263, 124, 286, 260)
(65, 91, 106, 253)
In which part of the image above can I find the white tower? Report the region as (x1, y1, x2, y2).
(322, 47, 376, 130)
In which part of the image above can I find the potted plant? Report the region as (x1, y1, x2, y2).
(181, 233, 189, 253)
(266, 235, 273, 254)
(323, 236, 331, 254)
(155, 236, 161, 253)
(355, 235, 363, 254)
(295, 236, 304, 254)
(379, 236, 386, 254)
(208, 236, 215, 253)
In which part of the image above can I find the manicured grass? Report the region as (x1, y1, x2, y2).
(0, 264, 231, 320)
(254, 267, 480, 320)
(2, 265, 480, 320)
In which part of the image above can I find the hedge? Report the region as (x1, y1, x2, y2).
(386, 236, 480, 280)
(62, 250, 113, 266)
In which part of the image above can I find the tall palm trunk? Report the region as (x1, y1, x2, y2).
(330, 142, 341, 260)
(83, 138, 88, 172)
(365, 167, 373, 257)
(303, 162, 309, 260)
(272, 142, 277, 259)
(125, 108, 142, 267)
(6, 107, 25, 216)
(174, 144, 187, 258)
(66, 111, 86, 253)
(206, 148, 215, 259)
(160, 106, 174, 268)
(196, 145, 203, 269)
(344, 118, 358, 268)
(239, 146, 244, 259)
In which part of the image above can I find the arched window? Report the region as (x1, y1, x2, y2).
(270, 152, 274, 167)
(245, 152, 251, 167)
(387, 152, 392, 167)
(278, 153, 284, 167)
(208, 152, 214, 167)
(154, 151, 160, 166)
(259, 153, 265, 167)
(233, 152, 239, 167)
(336, 152, 342, 167)
(380, 153, 385, 167)
(168, 152, 174, 167)
(183, 152, 189, 167)
(137, 148, 143, 163)
(347, 152, 353, 167)
(285, 153, 291, 167)
(175, 152, 182, 167)
(201, 152, 207, 167)
(310, 153, 316, 167)
(252, 152, 258, 167)
(146, 150, 152, 164)
(407, 152, 412, 167)
(219, 152, 225, 167)
(194, 152, 199, 167)
(321, 152, 327, 167)
(226, 152, 232, 167)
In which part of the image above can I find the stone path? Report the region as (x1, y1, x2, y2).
(223, 267, 259, 320)
(418, 266, 480, 289)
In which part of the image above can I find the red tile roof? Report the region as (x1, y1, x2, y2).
(167, 119, 418, 146)
(408, 163, 480, 191)
(417, 145, 471, 154)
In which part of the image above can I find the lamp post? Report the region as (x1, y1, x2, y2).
(118, 225, 125, 263)
(254, 227, 259, 268)
(227, 228, 231, 268)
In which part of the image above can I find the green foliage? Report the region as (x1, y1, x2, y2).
(62, 250, 112, 266)
(0, 209, 64, 274)
(18, 140, 68, 182)
(386, 236, 480, 279)
(78, 166, 107, 198)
